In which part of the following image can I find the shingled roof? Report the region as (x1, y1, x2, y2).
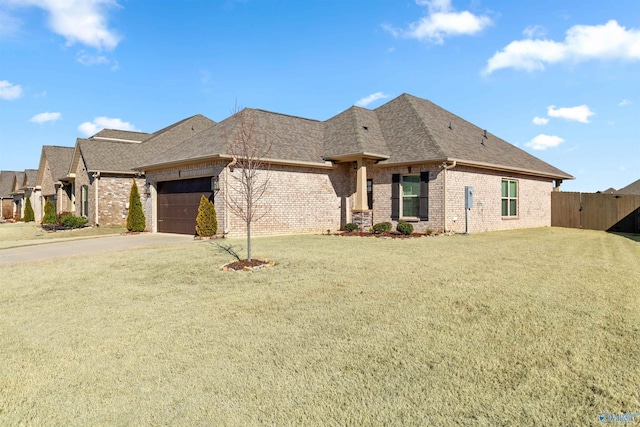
(139, 109, 326, 168)
(19, 169, 38, 190)
(616, 178, 640, 195)
(72, 115, 216, 174)
(136, 93, 573, 180)
(37, 146, 75, 189)
(0, 171, 19, 198)
(91, 129, 150, 142)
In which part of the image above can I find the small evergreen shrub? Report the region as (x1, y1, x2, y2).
(57, 211, 74, 224)
(42, 198, 57, 224)
(23, 195, 35, 222)
(344, 223, 359, 232)
(195, 195, 218, 237)
(397, 221, 414, 235)
(372, 222, 392, 234)
(60, 214, 88, 228)
(126, 180, 146, 232)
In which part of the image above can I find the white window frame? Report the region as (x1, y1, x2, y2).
(401, 174, 420, 219)
(501, 179, 518, 218)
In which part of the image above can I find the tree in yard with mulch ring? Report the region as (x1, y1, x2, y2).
(126, 179, 146, 232)
(195, 195, 217, 238)
(42, 198, 57, 225)
(23, 195, 35, 222)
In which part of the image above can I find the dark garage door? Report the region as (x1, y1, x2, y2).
(157, 177, 213, 235)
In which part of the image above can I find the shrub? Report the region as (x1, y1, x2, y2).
(397, 221, 414, 235)
(426, 228, 435, 236)
(195, 195, 218, 237)
(344, 223, 359, 232)
(372, 222, 392, 234)
(126, 180, 146, 232)
(23, 195, 35, 222)
(42, 198, 57, 224)
(60, 214, 88, 228)
(57, 211, 74, 224)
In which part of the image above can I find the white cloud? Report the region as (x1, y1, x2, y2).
(523, 25, 547, 39)
(619, 99, 631, 106)
(30, 111, 61, 123)
(532, 116, 549, 125)
(5, 0, 121, 50)
(356, 92, 390, 107)
(384, 0, 492, 44)
(525, 134, 564, 150)
(484, 20, 640, 74)
(547, 104, 594, 123)
(77, 52, 110, 66)
(0, 80, 23, 100)
(78, 116, 139, 136)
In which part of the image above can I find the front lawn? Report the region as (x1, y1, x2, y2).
(0, 228, 638, 425)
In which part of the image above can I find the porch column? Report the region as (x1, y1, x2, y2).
(352, 158, 372, 230)
(354, 159, 368, 210)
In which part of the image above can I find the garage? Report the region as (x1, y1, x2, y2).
(157, 177, 214, 234)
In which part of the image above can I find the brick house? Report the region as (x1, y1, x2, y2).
(136, 93, 573, 236)
(0, 170, 19, 220)
(7, 170, 38, 221)
(66, 115, 215, 227)
(35, 146, 76, 220)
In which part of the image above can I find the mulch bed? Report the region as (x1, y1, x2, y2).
(222, 259, 275, 272)
(41, 224, 84, 232)
(338, 231, 432, 238)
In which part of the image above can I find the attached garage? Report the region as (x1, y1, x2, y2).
(157, 177, 214, 234)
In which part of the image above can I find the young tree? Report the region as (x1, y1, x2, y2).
(126, 179, 146, 232)
(226, 107, 272, 261)
(23, 194, 35, 222)
(195, 195, 217, 237)
(42, 198, 57, 224)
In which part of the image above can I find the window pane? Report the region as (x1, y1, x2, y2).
(402, 175, 420, 196)
(403, 197, 419, 217)
(510, 199, 517, 216)
(509, 180, 517, 197)
(501, 180, 508, 197)
(502, 199, 508, 216)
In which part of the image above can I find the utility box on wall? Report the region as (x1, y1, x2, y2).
(465, 186, 473, 210)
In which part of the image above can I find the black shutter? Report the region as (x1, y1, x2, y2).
(419, 172, 429, 220)
(391, 174, 400, 220)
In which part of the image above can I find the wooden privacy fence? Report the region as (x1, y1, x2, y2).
(551, 192, 640, 233)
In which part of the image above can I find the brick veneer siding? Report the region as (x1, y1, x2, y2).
(73, 161, 149, 228)
(445, 166, 552, 233)
(225, 163, 352, 237)
(368, 163, 445, 232)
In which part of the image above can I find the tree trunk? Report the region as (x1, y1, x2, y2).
(247, 222, 252, 261)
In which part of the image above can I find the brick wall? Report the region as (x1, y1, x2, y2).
(97, 175, 147, 227)
(445, 166, 552, 233)
(369, 163, 445, 232)
(224, 163, 353, 237)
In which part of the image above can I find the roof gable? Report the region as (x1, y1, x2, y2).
(0, 171, 19, 198)
(37, 146, 75, 186)
(91, 129, 150, 142)
(617, 178, 640, 195)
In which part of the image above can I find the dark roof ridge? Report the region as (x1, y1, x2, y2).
(401, 94, 447, 159)
(250, 108, 321, 123)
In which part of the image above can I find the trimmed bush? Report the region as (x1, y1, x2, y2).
(23, 195, 35, 222)
(60, 214, 88, 228)
(372, 222, 392, 234)
(344, 223, 359, 232)
(397, 221, 414, 235)
(126, 180, 146, 232)
(42, 198, 57, 224)
(195, 195, 218, 237)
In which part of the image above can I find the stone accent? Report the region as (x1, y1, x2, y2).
(352, 210, 373, 231)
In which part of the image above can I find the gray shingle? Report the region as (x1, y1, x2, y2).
(91, 129, 150, 142)
(42, 146, 75, 181)
(616, 179, 640, 195)
(0, 171, 19, 198)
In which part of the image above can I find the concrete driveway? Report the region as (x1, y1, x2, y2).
(0, 233, 196, 265)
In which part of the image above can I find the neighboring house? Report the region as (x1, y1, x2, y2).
(67, 115, 215, 227)
(599, 187, 618, 194)
(136, 93, 573, 236)
(19, 169, 40, 221)
(0, 171, 19, 220)
(35, 146, 76, 218)
(8, 171, 26, 219)
(616, 178, 640, 195)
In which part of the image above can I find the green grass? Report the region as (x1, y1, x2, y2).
(0, 228, 638, 426)
(0, 222, 126, 249)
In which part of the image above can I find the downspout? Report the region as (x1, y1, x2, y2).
(441, 160, 457, 233)
(92, 172, 100, 226)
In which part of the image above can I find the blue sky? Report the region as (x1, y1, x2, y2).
(0, 0, 638, 192)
